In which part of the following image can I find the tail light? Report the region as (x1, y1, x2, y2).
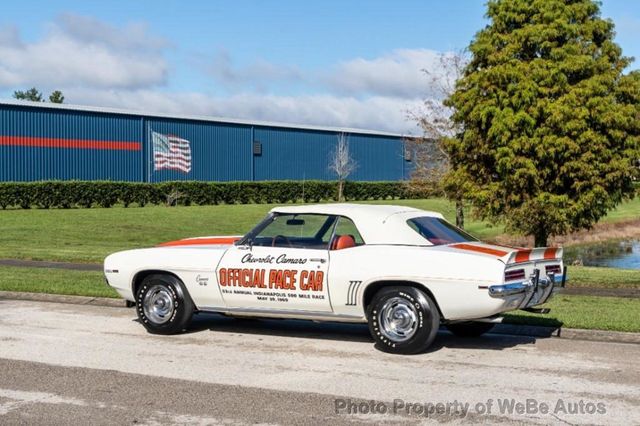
(504, 269, 525, 282)
(546, 264, 561, 275)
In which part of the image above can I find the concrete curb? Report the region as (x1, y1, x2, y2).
(555, 328, 640, 345)
(1, 290, 639, 345)
(0, 291, 127, 308)
(491, 323, 640, 345)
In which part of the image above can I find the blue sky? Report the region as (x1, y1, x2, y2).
(1, 1, 638, 133)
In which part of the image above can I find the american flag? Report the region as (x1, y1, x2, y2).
(152, 131, 192, 173)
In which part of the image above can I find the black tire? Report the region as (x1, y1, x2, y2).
(136, 273, 195, 335)
(446, 322, 495, 338)
(367, 286, 440, 355)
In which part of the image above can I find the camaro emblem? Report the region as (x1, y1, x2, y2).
(196, 275, 209, 286)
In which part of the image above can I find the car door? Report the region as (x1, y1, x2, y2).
(216, 213, 335, 312)
(326, 216, 368, 316)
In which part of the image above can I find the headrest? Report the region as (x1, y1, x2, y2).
(333, 235, 356, 250)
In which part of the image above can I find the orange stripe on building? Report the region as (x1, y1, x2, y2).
(0, 136, 141, 151)
(514, 250, 532, 263)
(543, 248, 558, 259)
(158, 237, 240, 247)
(450, 243, 509, 257)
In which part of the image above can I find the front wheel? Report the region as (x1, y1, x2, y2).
(136, 273, 195, 335)
(446, 322, 495, 338)
(367, 286, 440, 355)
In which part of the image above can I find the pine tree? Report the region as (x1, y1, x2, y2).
(13, 87, 43, 102)
(49, 90, 65, 104)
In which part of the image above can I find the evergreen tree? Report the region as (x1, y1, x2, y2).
(444, 0, 640, 246)
(13, 88, 65, 104)
(49, 90, 65, 104)
(13, 87, 43, 102)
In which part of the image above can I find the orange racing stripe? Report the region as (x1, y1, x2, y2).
(543, 248, 558, 259)
(514, 250, 532, 263)
(450, 243, 509, 257)
(158, 237, 240, 247)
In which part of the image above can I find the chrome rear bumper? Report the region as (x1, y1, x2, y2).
(489, 267, 566, 308)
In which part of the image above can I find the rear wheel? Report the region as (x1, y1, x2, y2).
(136, 274, 194, 335)
(367, 286, 440, 355)
(446, 322, 495, 338)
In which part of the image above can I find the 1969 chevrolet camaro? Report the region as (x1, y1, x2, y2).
(104, 204, 566, 354)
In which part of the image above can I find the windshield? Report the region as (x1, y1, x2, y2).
(407, 217, 478, 245)
(239, 213, 337, 249)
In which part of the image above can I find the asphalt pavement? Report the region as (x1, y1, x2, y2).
(0, 299, 638, 425)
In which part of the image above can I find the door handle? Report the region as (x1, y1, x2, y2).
(309, 258, 327, 264)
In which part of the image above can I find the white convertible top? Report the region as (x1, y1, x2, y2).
(271, 204, 444, 245)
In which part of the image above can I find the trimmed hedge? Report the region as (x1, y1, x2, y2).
(0, 180, 430, 209)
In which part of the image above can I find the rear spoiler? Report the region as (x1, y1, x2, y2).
(501, 247, 563, 265)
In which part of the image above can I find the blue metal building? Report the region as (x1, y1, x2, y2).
(0, 100, 411, 182)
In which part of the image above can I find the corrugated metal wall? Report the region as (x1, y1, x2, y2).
(146, 118, 253, 182)
(0, 105, 142, 181)
(254, 127, 335, 180)
(0, 103, 410, 182)
(348, 134, 407, 181)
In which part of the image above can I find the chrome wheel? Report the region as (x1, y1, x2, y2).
(142, 285, 175, 325)
(378, 297, 419, 342)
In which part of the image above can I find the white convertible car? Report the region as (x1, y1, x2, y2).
(104, 204, 565, 354)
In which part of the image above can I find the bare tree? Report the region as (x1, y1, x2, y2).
(409, 51, 468, 228)
(329, 133, 357, 202)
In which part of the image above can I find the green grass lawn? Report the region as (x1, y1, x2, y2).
(0, 204, 275, 263)
(504, 295, 640, 332)
(592, 196, 640, 222)
(568, 266, 640, 288)
(0, 197, 637, 264)
(0, 266, 118, 298)
(1, 266, 637, 333)
(0, 199, 501, 263)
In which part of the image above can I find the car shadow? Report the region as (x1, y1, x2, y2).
(426, 331, 538, 353)
(186, 311, 373, 343)
(168, 312, 544, 352)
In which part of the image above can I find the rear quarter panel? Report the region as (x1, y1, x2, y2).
(328, 245, 510, 320)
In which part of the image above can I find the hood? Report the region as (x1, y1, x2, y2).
(157, 236, 242, 248)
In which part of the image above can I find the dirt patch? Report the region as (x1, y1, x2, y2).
(0, 259, 101, 271)
(493, 218, 640, 247)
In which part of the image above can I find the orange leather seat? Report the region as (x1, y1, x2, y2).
(332, 235, 356, 250)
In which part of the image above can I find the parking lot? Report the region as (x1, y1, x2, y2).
(0, 299, 638, 424)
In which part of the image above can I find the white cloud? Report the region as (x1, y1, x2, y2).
(207, 49, 303, 91)
(0, 14, 169, 90)
(202, 48, 452, 100)
(0, 13, 451, 133)
(64, 88, 422, 134)
(57, 13, 169, 52)
(325, 48, 447, 98)
(0, 26, 22, 47)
